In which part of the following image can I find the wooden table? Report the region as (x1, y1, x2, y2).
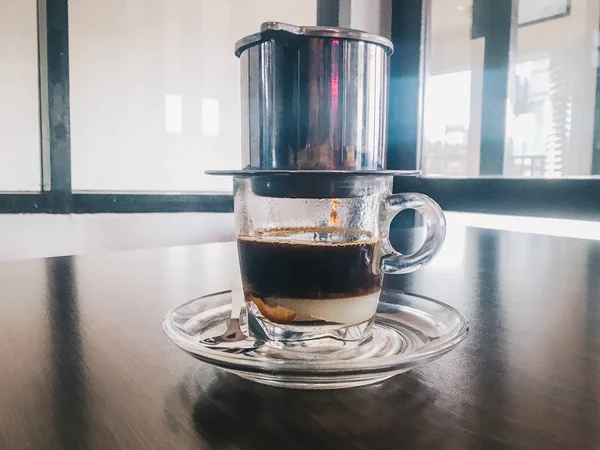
(0, 224, 599, 449)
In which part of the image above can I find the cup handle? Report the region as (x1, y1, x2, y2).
(379, 193, 446, 274)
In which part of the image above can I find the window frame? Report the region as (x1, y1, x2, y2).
(390, 0, 600, 220)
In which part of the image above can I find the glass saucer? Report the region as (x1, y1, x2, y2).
(163, 289, 468, 389)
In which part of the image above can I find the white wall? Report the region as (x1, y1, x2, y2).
(0, 0, 318, 193)
(68, 0, 317, 193)
(0, 213, 235, 262)
(0, 0, 41, 191)
(349, 0, 392, 38)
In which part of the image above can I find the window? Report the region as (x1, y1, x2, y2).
(68, 0, 317, 193)
(422, 0, 599, 178)
(1, 0, 598, 218)
(0, 0, 41, 191)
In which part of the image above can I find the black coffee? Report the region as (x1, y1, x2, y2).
(238, 227, 382, 300)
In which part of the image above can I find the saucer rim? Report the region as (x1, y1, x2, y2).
(163, 289, 469, 375)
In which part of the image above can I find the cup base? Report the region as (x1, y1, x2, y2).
(247, 303, 375, 344)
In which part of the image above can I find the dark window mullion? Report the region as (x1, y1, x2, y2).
(387, 0, 425, 171)
(37, 0, 72, 212)
(476, 0, 518, 175)
(317, 0, 341, 27)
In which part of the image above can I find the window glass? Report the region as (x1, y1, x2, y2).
(423, 0, 599, 178)
(0, 0, 41, 191)
(69, 0, 317, 192)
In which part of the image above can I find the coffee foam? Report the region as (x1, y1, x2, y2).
(239, 227, 379, 247)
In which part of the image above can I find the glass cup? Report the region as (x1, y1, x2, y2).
(234, 174, 446, 343)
